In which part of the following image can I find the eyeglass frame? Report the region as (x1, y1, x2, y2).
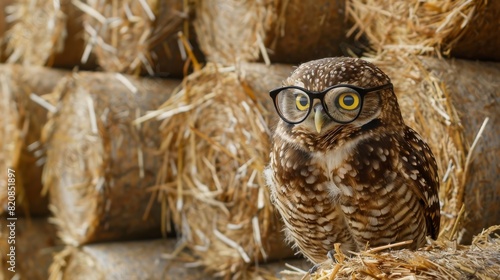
(269, 83, 393, 124)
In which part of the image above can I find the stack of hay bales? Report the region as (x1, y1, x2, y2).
(75, 0, 203, 77)
(4, 0, 93, 68)
(0, 0, 195, 278)
(193, 0, 352, 64)
(346, 0, 500, 61)
(0, 65, 65, 279)
(0, 65, 65, 218)
(0, 0, 499, 279)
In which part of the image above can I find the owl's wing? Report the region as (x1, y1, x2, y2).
(400, 127, 441, 239)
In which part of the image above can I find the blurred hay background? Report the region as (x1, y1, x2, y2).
(194, 0, 352, 65)
(5, 0, 94, 68)
(0, 64, 67, 216)
(0, 0, 13, 61)
(76, 0, 203, 77)
(41, 71, 180, 245)
(49, 238, 309, 280)
(136, 62, 297, 278)
(347, 0, 500, 61)
(0, 218, 62, 280)
(49, 239, 205, 280)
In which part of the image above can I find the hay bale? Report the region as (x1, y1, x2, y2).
(0, 64, 68, 216)
(5, 0, 95, 68)
(48, 239, 204, 280)
(193, 0, 350, 65)
(282, 225, 500, 279)
(0, 218, 62, 280)
(347, 0, 500, 61)
(41, 71, 180, 245)
(449, 0, 500, 61)
(49, 239, 309, 280)
(0, 1, 9, 38)
(77, 0, 202, 77)
(419, 57, 500, 242)
(0, 0, 14, 61)
(137, 62, 296, 278)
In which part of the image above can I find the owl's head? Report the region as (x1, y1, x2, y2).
(270, 57, 402, 135)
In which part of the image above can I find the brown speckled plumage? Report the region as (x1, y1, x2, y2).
(265, 57, 440, 264)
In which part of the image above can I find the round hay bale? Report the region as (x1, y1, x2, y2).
(41, 71, 180, 245)
(48, 240, 204, 280)
(194, 0, 351, 65)
(48, 238, 307, 280)
(77, 0, 202, 77)
(449, 0, 500, 61)
(0, 0, 14, 61)
(141, 62, 295, 278)
(282, 225, 500, 280)
(0, 218, 62, 280)
(0, 66, 22, 215)
(5, 0, 95, 68)
(419, 57, 500, 242)
(347, 0, 500, 61)
(0, 64, 68, 216)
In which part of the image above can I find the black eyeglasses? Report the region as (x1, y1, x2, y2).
(269, 83, 393, 124)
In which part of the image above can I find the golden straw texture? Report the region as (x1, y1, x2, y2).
(144, 62, 294, 278)
(347, 0, 500, 60)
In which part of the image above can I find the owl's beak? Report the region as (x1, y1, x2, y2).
(314, 106, 326, 133)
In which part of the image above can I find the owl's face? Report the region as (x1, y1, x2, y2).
(271, 57, 401, 137)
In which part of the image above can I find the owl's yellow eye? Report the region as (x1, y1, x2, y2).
(295, 94, 310, 111)
(337, 92, 360, 110)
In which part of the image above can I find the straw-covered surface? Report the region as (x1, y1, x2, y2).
(0, 64, 67, 216)
(77, 0, 202, 77)
(194, 0, 350, 65)
(41, 71, 180, 245)
(137, 62, 297, 278)
(0, 218, 62, 279)
(282, 225, 500, 280)
(347, 0, 500, 61)
(5, 0, 93, 68)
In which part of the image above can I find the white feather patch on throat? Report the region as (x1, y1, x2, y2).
(311, 134, 368, 199)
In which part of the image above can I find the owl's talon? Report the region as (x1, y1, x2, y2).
(308, 252, 334, 275)
(327, 250, 335, 261)
(308, 263, 321, 275)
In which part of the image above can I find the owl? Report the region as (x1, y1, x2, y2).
(264, 57, 440, 264)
